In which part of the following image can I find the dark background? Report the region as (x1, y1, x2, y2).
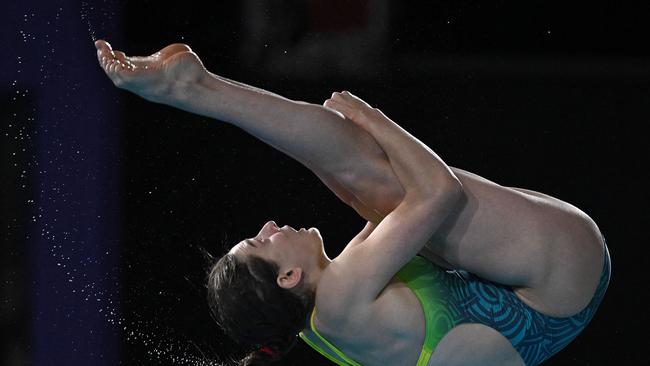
(2, 1, 649, 365)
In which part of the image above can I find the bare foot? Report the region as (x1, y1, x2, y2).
(95, 39, 207, 104)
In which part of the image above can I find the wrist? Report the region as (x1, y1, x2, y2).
(361, 108, 394, 141)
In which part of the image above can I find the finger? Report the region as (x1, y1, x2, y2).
(324, 98, 355, 118)
(323, 98, 343, 112)
(328, 94, 364, 118)
(341, 90, 359, 99)
(330, 92, 350, 104)
(323, 98, 337, 109)
(328, 91, 367, 114)
(339, 90, 370, 108)
(333, 90, 357, 104)
(323, 100, 345, 118)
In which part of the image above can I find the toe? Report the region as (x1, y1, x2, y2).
(114, 51, 127, 62)
(95, 39, 111, 52)
(95, 40, 115, 63)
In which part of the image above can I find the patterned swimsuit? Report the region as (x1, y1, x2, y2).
(299, 244, 611, 366)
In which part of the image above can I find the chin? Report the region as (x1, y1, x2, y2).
(310, 228, 324, 247)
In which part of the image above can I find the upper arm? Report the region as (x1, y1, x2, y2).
(343, 221, 377, 249)
(333, 183, 462, 305)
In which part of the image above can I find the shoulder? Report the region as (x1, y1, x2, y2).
(311, 220, 396, 331)
(314, 259, 375, 328)
(310, 271, 425, 365)
(311, 234, 401, 337)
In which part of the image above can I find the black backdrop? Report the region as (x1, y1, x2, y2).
(3, 1, 649, 365)
(117, 2, 648, 365)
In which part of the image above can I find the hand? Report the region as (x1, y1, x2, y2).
(95, 39, 207, 104)
(323, 91, 387, 132)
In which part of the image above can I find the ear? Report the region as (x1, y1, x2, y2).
(277, 267, 303, 290)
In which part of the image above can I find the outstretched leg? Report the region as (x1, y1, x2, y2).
(95, 40, 404, 222)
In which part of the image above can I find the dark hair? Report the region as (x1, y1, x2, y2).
(206, 253, 315, 365)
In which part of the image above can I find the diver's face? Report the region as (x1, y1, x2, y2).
(229, 221, 323, 266)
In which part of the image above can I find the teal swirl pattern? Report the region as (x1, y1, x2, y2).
(435, 245, 610, 365)
(299, 247, 609, 366)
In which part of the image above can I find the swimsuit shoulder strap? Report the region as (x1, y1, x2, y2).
(298, 306, 364, 366)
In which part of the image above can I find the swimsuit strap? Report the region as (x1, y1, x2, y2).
(299, 306, 364, 366)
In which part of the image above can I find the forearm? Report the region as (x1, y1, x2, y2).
(362, 110, 459, 200)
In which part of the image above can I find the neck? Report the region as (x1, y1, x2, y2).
(301, 251, 332, 332)
(305, 252, 331, 294)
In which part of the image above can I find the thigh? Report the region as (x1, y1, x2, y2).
(429, 324, 524, 366)
(430, 168, 606, 316)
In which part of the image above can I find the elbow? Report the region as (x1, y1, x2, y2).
(440, 176, 464, 207)
(425, 175, 463, 211)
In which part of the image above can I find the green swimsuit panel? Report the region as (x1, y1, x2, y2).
(298, 255, 456, 366)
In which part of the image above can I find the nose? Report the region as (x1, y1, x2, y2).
(258, 220, 279, 239)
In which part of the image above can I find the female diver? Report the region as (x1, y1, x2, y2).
(95, 40, 610, 366)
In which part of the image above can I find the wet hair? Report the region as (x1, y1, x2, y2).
(206, 252, 315, 365)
